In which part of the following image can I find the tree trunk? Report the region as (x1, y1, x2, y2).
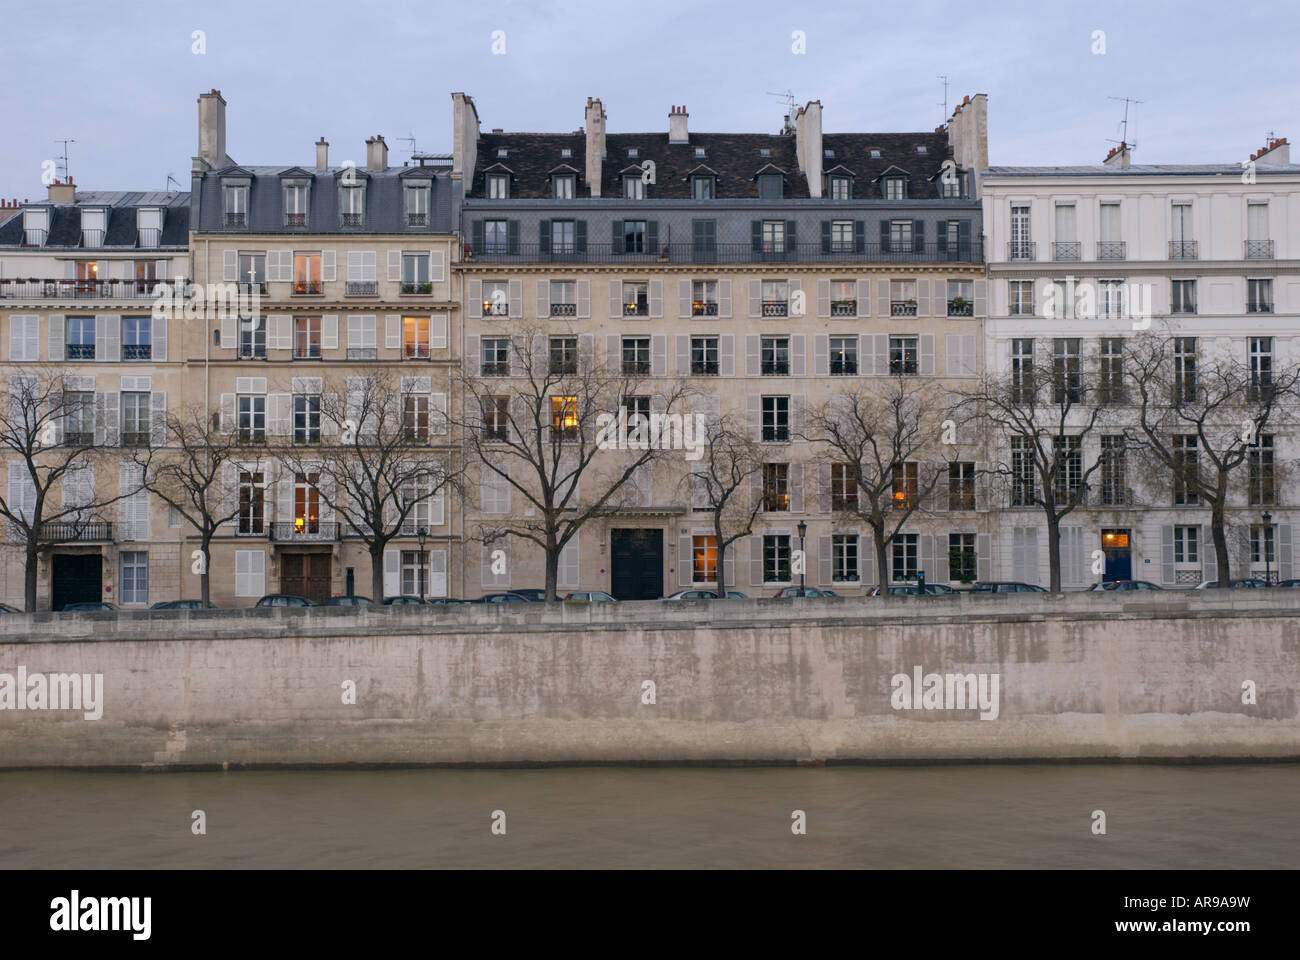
(874, 524, 888, 590)
(1212, 504, 1231, 588)
(544, 541, 559, 601)
(1046, 512, 1062, 593)
(200, 533, 213, 606)
(24, 539, 39, 612)
(716, 538, 727, 596)
(370, 544, 384, 601)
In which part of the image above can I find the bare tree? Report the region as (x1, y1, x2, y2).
(1126, 331, 1300, 586)
(807, 375, 948, 590)
(454, 323, 691, 601)
(278, 370, 460, 601)
(0, 369, 126, 610)
(960, 338, 1116, 592)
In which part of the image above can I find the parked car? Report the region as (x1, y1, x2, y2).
(662, 589, 749, 600)
(474, 592, 532, 603)
(1088, 580, 1163, 591)
(423, 597, 468, 605)
(255, 594, 315, 607)
(1194, 579, 1266, 589)
(971, 581, 1048, 594)
(1276, 580, 1300, 588)
(383, 596, 427, 605)
(774, 587, 832, 598)
(869, 583, 957, 596)
(61, 601, 118, 612)
(323, 595, 373, 606)
(150, 600, 219, 610)
(564, 591, 618, 603)
(503, 589, 548, 602)
(0, 602, 21, 613)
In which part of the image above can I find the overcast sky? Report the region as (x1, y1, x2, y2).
(3, 0, 1297, 197)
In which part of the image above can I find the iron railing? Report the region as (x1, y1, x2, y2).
(761, 301, 788, 318)
(946, 299, 973, 316)
(890, 301, 918, 316)
(830, 360, 858, 375)
(268, 521, 341, 542)
(1052, 241, 1080, 261)
(37, 521, 113, 542)
(830, 300, 857, 316)
(0, 279, 166, 299)
(463, 240, 984, 265)
(1097, 240, 1127, 260)
(1007, 241, 1035, 261)
(1168, 240, 1198, 259)
(690, 361, 719, 376)
(692, 301, 718, 317)
(294, 281, 323, 295)
(122, 344, 152, 361)
(1246, 239, 1274, 259)
(224, 213, 247, 229)
(345, 281, 378, 296)
(549, 303, 577, 317)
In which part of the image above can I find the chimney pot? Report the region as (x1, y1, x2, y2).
(668, 104, 689, 143)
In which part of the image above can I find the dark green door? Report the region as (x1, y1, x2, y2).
(52, 553, 102, 610)
(610, 529, 663, 600)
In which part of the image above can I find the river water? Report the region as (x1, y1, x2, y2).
(2, 764, 1296, 869)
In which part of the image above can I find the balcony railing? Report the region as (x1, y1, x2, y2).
(0, 279, 164, 299)
(224, 213, 247, 229)
(1052, 241, 1081, 261)
(66, 344, 95, 360)
(346, 281, 378, 296)
(407, 213, 427, 227)
(123, 344, 152, 361)
(286, 213, 307, 228)
(238, 345, 267, 360)
(80, 229, 105, 248)
(830, 300, 857, 317)
(1168, 240, 1198, 260)
(946, 299, 973, 316)
(401, 282, 434, 295)
(121, 432, 151, 448)
(550, 302, 577, 317)
(1246, 239, 1274, 259)
(239, 281, 268, 296)
(37, 521, 113, 542)
(692, 301, 718, 317)
(761, 427, 790, 442)
(294, 281, 323, 295)
(623, 302, 649, 317)
(138, 227, 161, 249)
(1097, 241, 1127, 260)
(463, 240, 985, 265)
(622, 361, 651, 376)
(481, 362, 510, 377)
(890, 301, 918, 316)
(404, 344, 431, 359)
(761, 301, 788, 317)
(268, 520, 341, 542)
(1008, 241, 1035, 261)
(829, 360, 858, 375)
(761, 362, 790, 376)
(341, 213, 363, 228)
(64, 432, 94, 447)
(691, 361, 719, 376)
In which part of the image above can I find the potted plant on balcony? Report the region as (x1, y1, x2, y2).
(419, 282, 432, 294)
(949, 296, 970, 314)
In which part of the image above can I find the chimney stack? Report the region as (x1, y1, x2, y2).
(366, 135, 388, 171)
(47, 177, 75, 203)
(794, 100, 824, 198)
(669, 105, 689, 144)
(316, 137, 329, 170)
(451, 92, 481, 187)
(1103, 142, 1131, 169)
(1251, 137, 1290, 166)
(585, 97, 607, 197)
(196, 89, 233, 170)
(946, 93, 988, 196)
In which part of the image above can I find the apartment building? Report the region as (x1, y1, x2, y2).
(0, 180, 191, 609)
(982, 137, 1300, 587)
(454, 93, 990, 598)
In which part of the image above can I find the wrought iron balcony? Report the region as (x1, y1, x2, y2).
(138, 227, 161, 249)
(1097, 241, 1127, 260)
(761, 301, 788, 318)
(404, 344, 431, 359)
(623, 302, 649, 317)
(285, 213, 307, 228)
(761, 427, 790, 442)
(239, 281, 267, 296)
(1246, 239, 1274, 259)
(37, 521, 112, 543)
(1007, 241, 1035, 261)
(120, 432, 151, 448)
(66, 344, 95, 360)
(0, 278, 165, 300)
(622, 361, 651, 376)
(549, 302, 577, 317)
(123, 344, 152, 361)
(268, 520, 340, 542)
(481, 362, 510, 377)
(830, 360, 858, 375)
(341, 213, 363, 228)
(691, 361, 719, 376)
(890, 301, 918, 316)
(401, 282, 434, 295)
(294, 281, 323, 295)
(346, 281, 377, 296)
(1052, 241, 1081, 261)
(692, 301, 718, 317)
(830, 300, 857, 317)
(1168, 240, 1198, 260)
(224, 213, 247, 229)
(407, 213, 427, 227)
(946, 299, 973, 316)
(64, 432, 94, 447)
(463, 240, 984, 265)
(761, 361, 790, 376)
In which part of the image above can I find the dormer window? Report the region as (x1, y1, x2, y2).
(939, 172, 963, 199)
(694, 147, 706, 158)
(223, 183, 248, 228)
(339, 182, 365, 228)
(758, 174, 783, 199)
(496, 148, 508, 158)
(487, 174, 509, 199)
(404, 183, 430, 227)
(691, 175, 715, 200)
(627, 148, 639, 158)
(916, 145, 928, 155)
(823, 149, 835, 159)
(759, 148, 772, 158)
(870, 149, 881, 159)
(283, 181, 310, 228)
(623, 175, 645, 199)
(883, 176, 907, 200)
(22, 208, 49, 247)
(829, 176, 852, 200)
(137, 207, 162, 248)
(80, 208, 106, 248)
(552, 174, 576, 199)
(560, 148, 572, 158)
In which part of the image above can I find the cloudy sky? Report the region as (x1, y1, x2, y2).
(3, 0, 1297, 196)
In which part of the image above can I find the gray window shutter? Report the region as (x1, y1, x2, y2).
(860, 334, 875, 377)
(791, 395, 806, 440)
(746, 394, 761, 441)
(719, 335, 735, 377)
(1161, 525, 1175, 585)
(791, 335, 806, 377)
(862, 536, 875, 587)
(536, 279, 549, 318)
(509, 279, 523, 317)
(102, 390, 119, 445)
(578, 334, 593, 374)
(920, 335, 935, 376)
(611, 220, 623, 254)
(724, 548, 735, 588)
(676, 335, 690, 376)
(574, 220, 587, 253)
(748, 279, 761, 318)
(506, 220, 520, 254)
(609, 280, 622, 319)
(854, 220, 865, 253)
(789, 463, 804, 513)
(221, 312, 236, 349)
(678, 279, 692, 318)
(538, 220, 551, 254)
(819, 535, 832, 585)
(975, 461, 988, 512)
(678, 535, 694, 587)
(577, 279, 591, 318)
(651, 335, 666, 377)
(879, 219, 890, 252)
(465, 334, 479, 375)
(746, 335, 760, 376)
(1280, 525, 1293, 581)
(934, 535, 950, 582)
(322, 315, 338, 350)
(718, 279, 732, 318)
(820, 221, 831, 254)
(814, 335, 829, 377)
(606, 335, 620, 375)
(648, 279, 662, 318)
(856, 279, 870, 317)
(977, 533, 991, 582)
(150, 391, 166, 446)
(786, 220, 797, 249)
(322, 250, 336, 282)
(49, 314, 65, 362)
(817, 279, 831, 318)
(921, 534, 934, 582)
(877, 281, 890, 317)
(974, 279, 987, 317)
(751, 221, 762, 253)
(384, 549, 401, 597)
(818, 463, 831, 513)
(1203, 525, 1217, 582)
(223, 249, 238, 282)
(646, 220, 659, 254)
(466, 278, 482, 317)
(219, 393, 234, 433)
(750, 535, 763, 586)
(154, 316, 167, 362)
(917, 279, 930, 317)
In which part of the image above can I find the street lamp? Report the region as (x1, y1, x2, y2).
(417, 526, 428, 603)
(1263, 512, 1272, 586)
(796, 520, 807, 593)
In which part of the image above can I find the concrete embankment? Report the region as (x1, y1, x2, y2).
(1, 591, 1297, 767)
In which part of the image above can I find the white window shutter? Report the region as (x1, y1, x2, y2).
(430, 249, 445, 282)
(322, 250, 336, 282)
(678, 279, 692, 318)
(347, 251, 362, 282)
(363, 251, 376, 282)
(577, 279, 591, 319)
(430, 314, 448, 350)
(718, 279, 732, 318)
(537, 279, 550, 318)
(387, 250, 401, 282)
(322, 315, 338, 351)
(678, 535, 694, 587)
(877, 283, 890, 317)
(791, 335, 806, 376)
(221, 312, 235, 349)
(814, 335, 829, 376)
(559, 539, 580, 590)
(648, 279, 663, 318)
(608, 280, 622, 319)
(651, 336, 666, 377)
(856, 279, 870, 317)
(223, 249, 238, 282)
(745, 335, 760, 377)
(49, 314, 65, 362)
(431, 392, 447, 435)
(748, 279, 761, 317)
(150, 391, 167, 446)
(917, 278, 930, 316)
(384, 549, 400, 597)
(385, 314, 401, 350)
(920, 334, 935, 376)
(819, 535, 833, 586)
(676, 335, 690, 376)
(509, 279, 522, 317)
(719, 335, 734, 377)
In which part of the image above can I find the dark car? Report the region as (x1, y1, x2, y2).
(1088, 580, 1163, 592)
(255, 594, 315, 608)
(61, 601, 119, 612)
(323, 595, 373, 606)
(663, 589, 749, 600)
(0, 602, 22, 613)
(774, 587, 831, 598)
(383, 596, 426, 605)
(1194, 578, 1266, 589)
(150, 600, 219, 610)
(1277, 579, 1300, 588)
(563, 591, 618, 603)
(870, 583, 957, 596)
(423, 597, 468, 605)
(505, 589, 548, 602)
(475, 592, 532, 603)
(972, 581, 1048, 594)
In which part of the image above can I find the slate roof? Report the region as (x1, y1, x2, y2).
(470, 129, 955, 199)
(987, 164, 1300, 177)
(0, 192, 190, 248)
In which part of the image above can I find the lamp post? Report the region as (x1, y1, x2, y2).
(1263, 512, 1272, 586)
(796, 520, 807, 593)
(417, 526, 428, 603)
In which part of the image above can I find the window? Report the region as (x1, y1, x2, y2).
(691, 176, 714, 200)
(692, 535, 718, 583)
(1052, 338, 1081, 403)
(482, 397, 509, 441)
(829, 336, 857, 375)
(294, 252, 321, 294)
(120, 552, 148, 605)
(74, 261, 99, 294)
(1173, 337, 1197, 403)
(623, 280, 649, 316)
(122, 316, 151, 360)
(947, 279, 974, 316)
(294, 394, 321, 444)
(1098, 203, 1123, 258)
(238, 252, 266, 289)
(949, 533, 976, 583)
(761, 280, 788, 317)
(1009, 280, 1034, 316)
(1009, 204, 1032, 259)
(483, 220, 509, 254)
(758, 175, 783, 199)
(1249, 337, 1274, 401)
(622, 336, 650, 375)
(284, 183, 309, 227)
(762, 396, 789, 442)
(763, 534, 791, 582)
(1249, 434, 1275, 505)
(939, 171, 962, 198)
(549, 336, 577, 375)
(404, 395, 429, 442)
(762, 463, 789, 511)
(889, 220, 914, 254)
(1011, 339, 1035, 404)
(832, 534, 859, 582)
(623, 221, 647, 255)
(883, 177, 907, 200)
(1171, 279, 1196, 314)
(133, 261, 158, 292)
(487, 174, 509, 199)
(482, 281, 509, 317)
(404, 316, 430, 359)
(889, 336, 918, 376)
(294, 317, 321, 359)
(1251, 524, 1275, 565)
(623, 396, 650, 439)
(401, 551, 429, 597)
(402, 253, 430, 292)
(831, 280, 856, 316)
(1098, 279, 1124, 318)
(831, 463, 858, 511)
(830, 220, 854, 253)
(1011, 436, 1036, 506)
(1246, 201, 1270, 257)
(238, 471, 265, 535)
(1170, 203, 1195, 258)
(1053, 204, 1078, 260)
(1052, 435, 1083, 502)
(1247, 279, 1273, 313)
(692, 219, 717, 257)
(623, 176, 645, 200)
(760, 220, 786, 255)
(223, 184, 248, 227)
(294, 473, 320, 534)
(890, 279, 917, 316)
(949, 462, 975, 511)
(891, 462, 918, 509)
(550, 396, 578, 439)
(404, 184, 429, 227)
(869, 149, 881, 159)
(829, 176, 852, 200)
(67, 316, 95, 360)
(239, 316, 266, 358)
(553, 174, 575, 199)
(550, 221, 576, 255)
(549, 280, 576, 316)
(891, 534, 918, 580)
(1100, 435, 1126, 505)
(237, 395, 265, 443)
(121, 392, 151, 447)
(1173, 435, 1199, 505)
(64, 391, 94, 445)
(691, 336, 718, 375)
(692, 280, 718, 317)
(481, 338, 510, 376)
(1173, 526, 1199, 565)
(761, 336, 790, 375)
(339, 184, 364, 227)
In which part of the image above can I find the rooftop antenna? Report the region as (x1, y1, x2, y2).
(1106, 96, 1143, 149)
(397, 134, 418, 162)
(54, 138, 75, 181)
(166, 174, 182, 192)
(766, 90, 796, 134)
(938, 75, 950, 124)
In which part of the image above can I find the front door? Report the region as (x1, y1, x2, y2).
(281, 552, 332, 603)
(51, 553, 102, 610)
(1101, 529, 1132, 582)
(610, 528, 663, 600)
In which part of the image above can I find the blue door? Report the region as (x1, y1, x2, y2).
(1102, 529, 1131, 582)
